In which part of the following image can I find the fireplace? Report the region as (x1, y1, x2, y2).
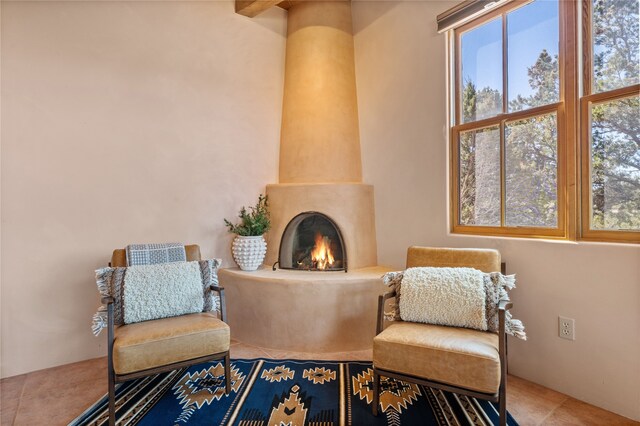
(274, 212, 347, 272)
(219, 1, 389, 354)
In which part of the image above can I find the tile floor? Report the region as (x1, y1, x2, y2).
(1, 340, 637, 425)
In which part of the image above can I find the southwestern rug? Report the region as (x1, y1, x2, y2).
(69, 359, 518, 426)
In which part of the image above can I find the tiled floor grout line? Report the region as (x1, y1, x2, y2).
(537, 395, 571, 426)
(11, 377, 28, 425)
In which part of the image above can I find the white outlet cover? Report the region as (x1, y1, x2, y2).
(558, 316, 575, 340)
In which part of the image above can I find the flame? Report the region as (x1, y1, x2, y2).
(311, 233, 335, 270)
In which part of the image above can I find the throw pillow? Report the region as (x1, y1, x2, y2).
(400, 267, 487, 330)
(382, 267, 526, 339)
(123, 262, 204, 324)
(92, 259, 221, 336)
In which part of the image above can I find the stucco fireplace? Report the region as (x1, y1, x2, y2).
(218, 1, 391, 352)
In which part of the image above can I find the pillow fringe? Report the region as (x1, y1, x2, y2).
(200, 259, 222, 314)
(384, 300, 399, 321)
(92, 268, 114, 336)
(506, 312, 527, 340)
(382, 271, 404, 321)
(95, 267, 113, 297)
(92, 305, 108, 336)
(494, 272, 526, 340)
(502, 273, 517, 290)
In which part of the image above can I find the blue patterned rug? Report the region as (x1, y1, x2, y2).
(69, 359, 518, 425)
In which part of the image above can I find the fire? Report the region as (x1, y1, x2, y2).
(311, 233, 335, 270)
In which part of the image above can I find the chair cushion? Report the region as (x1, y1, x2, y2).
(113, 312, 230, 375)
(373, 322, 500, 394)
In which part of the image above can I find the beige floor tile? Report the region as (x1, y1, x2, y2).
(229, 342, 271, 359)
(505, 375, 569, 426)
(259, 348, 320, 360)
(257, 347, 372, 362)
(12, 358, 106, 426)
(340, 349, 373, 361)
(541, 398, 639, 426)
(0, 374, 26, 426)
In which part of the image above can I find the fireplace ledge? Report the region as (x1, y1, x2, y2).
(219, 266, 394, 352)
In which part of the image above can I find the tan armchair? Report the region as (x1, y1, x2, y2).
(372, 246, 511, 426)
(103, 245, 231, 426)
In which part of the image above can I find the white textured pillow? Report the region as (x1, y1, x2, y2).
(399, 267, 487, 330)
(123, 262, 204, 324)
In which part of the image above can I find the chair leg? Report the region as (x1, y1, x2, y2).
(372, 368, 380, 416)
(499, 378, 507, 426)
(224, 352, 231, 394)
(108, 368, 116, 426)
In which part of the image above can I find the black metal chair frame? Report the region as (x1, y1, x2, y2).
(102, 285, 230, 426)
(372, 263, 511, 426)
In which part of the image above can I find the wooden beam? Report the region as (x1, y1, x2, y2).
(235, 0, 282, 17)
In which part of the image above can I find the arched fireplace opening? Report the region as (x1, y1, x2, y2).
(274, 212, 347, 272)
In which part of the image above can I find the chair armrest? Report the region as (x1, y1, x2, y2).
(376, 291, 397, 335)
(381, 290, 397, 300)
(210, 285, 227, 323)
(498, 299, 512, 336)
(101, 296, 115, 305)
(498, 299, 512, 384)
(499, 299, 513, 311)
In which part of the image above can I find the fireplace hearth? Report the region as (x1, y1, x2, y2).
(273, 212, 347, 272)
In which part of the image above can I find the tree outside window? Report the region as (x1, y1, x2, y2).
(450, 0, 639, 243)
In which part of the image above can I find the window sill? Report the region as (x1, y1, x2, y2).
(447, 231, 639, 247)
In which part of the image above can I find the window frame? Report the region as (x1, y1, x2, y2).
(449, 0, 577, 240)
(579, 0, 640, 243)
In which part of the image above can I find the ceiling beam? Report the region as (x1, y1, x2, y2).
(235, 0, 283, 17)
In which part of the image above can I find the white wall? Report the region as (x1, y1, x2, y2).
(353, 1, 640, 421)
(0, 1, 287, 378)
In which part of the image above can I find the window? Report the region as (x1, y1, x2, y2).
(451, 0, 568, 238)
(580, 0, 640, 242)
(448, 0, 639, 243)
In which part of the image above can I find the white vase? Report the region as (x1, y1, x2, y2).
(232, 235, 267, 271)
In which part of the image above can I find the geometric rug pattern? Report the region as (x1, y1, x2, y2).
(69, 359, 519, 425)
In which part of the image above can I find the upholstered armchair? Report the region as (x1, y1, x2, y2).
(103, 245, 230, 426)
(372, 246, 511, 426)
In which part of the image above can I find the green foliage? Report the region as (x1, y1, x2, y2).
(462, 79, 502, 123)
(510, 49, 559, 112)
(593, 0, 639, 92)
(590, 96, 640, 230)
(462, 51, 560, 227)
(590, 0, 639, 230)
(459, 127, 501, 225)
(504, 114, 558, 227)
(459, 0, 639, 230)
(461, 80, 477, 123)
(224, 194, 271, 236)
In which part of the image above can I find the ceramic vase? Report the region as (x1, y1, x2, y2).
(232, 235, 267, 271)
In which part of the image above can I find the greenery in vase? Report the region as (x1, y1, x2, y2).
(224, 194, 271, 236)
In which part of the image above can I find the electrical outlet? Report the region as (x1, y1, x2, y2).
(558, 316, 575, 340)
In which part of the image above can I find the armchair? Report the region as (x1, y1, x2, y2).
(372, 246, 511, 426)
(104, 245, 230, 426)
